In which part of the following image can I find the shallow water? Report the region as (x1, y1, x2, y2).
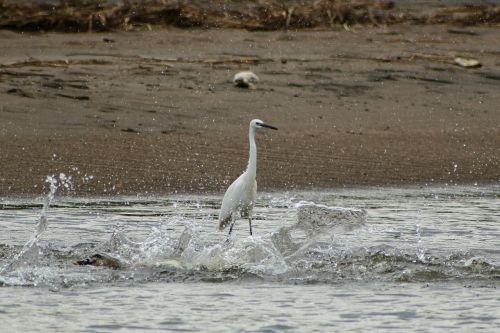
(1, 184, 499, 332)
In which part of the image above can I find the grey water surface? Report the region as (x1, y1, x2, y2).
(0, 184, 499, 332)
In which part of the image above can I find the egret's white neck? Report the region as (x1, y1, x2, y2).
(246, 125, 257, 177)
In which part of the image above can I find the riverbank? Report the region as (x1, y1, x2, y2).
(0, 24, 499, 195)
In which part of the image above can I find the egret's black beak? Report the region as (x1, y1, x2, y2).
(259, 123, 278, 130)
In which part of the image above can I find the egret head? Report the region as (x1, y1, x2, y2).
(251, 119, 278, 131)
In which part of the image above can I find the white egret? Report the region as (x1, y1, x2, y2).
(218, 119, 278, 236)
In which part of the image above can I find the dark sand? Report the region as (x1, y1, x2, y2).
(0, 25, 499, 195)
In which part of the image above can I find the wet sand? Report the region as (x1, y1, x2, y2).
(0, 25, 499, 195)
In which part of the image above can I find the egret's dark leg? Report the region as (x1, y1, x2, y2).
(228, 221, 235, 235)
(223, 222, 236, 245)
(249, 218, 253, 236)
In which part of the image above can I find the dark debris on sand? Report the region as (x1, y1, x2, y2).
(1, 0, 500, 32)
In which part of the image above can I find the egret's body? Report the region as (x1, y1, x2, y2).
(218, 119, 277, 235)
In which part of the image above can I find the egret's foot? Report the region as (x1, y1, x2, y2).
(223, 235, 233, 246)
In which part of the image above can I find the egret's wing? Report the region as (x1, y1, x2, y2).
(218, 174, 245, 230)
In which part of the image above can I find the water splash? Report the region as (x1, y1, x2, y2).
(415, 223, 426, 262)
(96, 202, 367, 279)
(108, 221, 195, 267)
(0, 174, 71, 277)
(1, 188, 499, 288)
(59, 200, 500, 285)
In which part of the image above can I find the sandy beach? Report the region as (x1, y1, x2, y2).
(0, 24, 499, 195)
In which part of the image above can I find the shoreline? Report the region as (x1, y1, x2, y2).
(2, 182, 498, 200)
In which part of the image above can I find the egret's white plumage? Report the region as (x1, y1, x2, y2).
(218, 119, 277, 235)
